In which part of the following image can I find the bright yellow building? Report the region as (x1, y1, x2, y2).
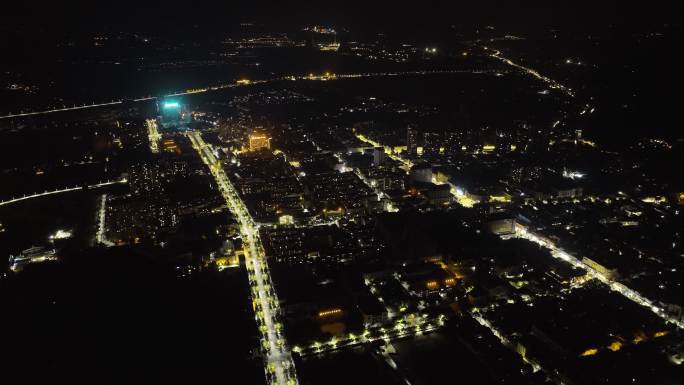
(249, 133, 271, 151)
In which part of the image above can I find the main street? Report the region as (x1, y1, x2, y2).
(188, 130, 297, 385)
(510, 225, 684, 330)
(146, 119, 161, 153)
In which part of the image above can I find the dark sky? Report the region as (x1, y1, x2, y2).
(6, 1, 683, 34)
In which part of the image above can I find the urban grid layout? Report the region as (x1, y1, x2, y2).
(1, 3, 683, 385)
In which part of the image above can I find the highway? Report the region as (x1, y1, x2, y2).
(0, 96, 156, 120)
(0, 179, 128, 208)
(0, 69, 503, 120)
(0, 101, 125, 120)
(188, 130, 297, 385)
(511, 226, 684, 330)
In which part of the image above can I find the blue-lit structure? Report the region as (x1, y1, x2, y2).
(157, 98, 192, 129)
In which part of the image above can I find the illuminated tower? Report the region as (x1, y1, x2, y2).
(157, 99, 191, 129)
(407, 126, 418, 156)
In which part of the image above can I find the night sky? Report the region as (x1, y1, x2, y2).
(6, 1, 683, 33)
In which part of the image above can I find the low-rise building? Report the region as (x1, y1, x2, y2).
(9, 246, 57, 272)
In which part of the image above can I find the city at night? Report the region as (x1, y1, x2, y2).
(1, 2, 683, 384)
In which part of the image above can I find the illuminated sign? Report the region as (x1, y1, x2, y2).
(164, 102, 180, 108)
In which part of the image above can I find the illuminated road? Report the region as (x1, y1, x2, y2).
(469, 311, 576, 385)
(470, 312, 543, 372)
(0, 179, 128, 208)
(487, 48, 575, 98)
(146, 119, 161, 153)
(354, 131, 485, 209)
(354, 132, 412, 170)
(323, 143, 397, 213)
(1, 69, 500, 120)
(511, 226, 684, 330)
(0, 97, 156, 120)
(188, 130, 297, 385)
(0, 101, 125, 119)
(353, 132, 479, 209)
(95, 194, 115, 247)
(294, 314, 444, 357)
